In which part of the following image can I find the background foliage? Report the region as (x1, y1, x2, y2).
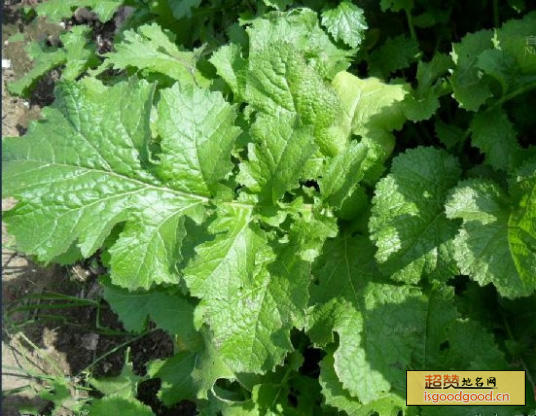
(3, 0, 536, 415)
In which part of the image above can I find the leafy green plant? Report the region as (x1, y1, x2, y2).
(3, 1, 536, 415)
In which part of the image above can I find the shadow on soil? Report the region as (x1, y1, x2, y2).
(2, 252, 197, 415)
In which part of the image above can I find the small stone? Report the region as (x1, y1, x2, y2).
(2, 59, 11, 69)
(47, 35, 60, 47)
(81, 333, 99, 351)
(103, 362, 112, 373)
(74, 7, 98, 23)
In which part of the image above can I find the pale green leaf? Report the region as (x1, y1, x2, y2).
(246, 43, 345, 156)
(332, 72, 408, 177)
(319, 141, 369, 209)
(60, 26, 100, 79)
(2, 79, 222, 290)
(9, 26, 98, 97)
(97, 23, 207, 87)
(332, 72, 408, 145)
(470, 109, 522, 171)
(209, 44, 247, 101)
(85, 397, 154, 416)
(156, 83, 241, 196)
(39, 380, 71, 410)
(247, 8, 352, 79)
(190, 335, 235, 399)
(262, 0, 292, 10)
(238, 114, 317, 203)
(8, 42, 65, 97)
(321, 2, 368, 48)
(319, 348, 405, 416)
(36, 0, 121, 22)
(369, 147, 461, 283)
(183, 206, 312, 373)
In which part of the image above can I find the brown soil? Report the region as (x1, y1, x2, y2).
(2, 3, 195, 415)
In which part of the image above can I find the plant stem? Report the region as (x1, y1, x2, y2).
(489, 78, 536, 110)
(75, 328, 157, 377)
(405, 9, 417, 42)
(458, 78, 536, 143)
(493, 0, 499, 27)
(501, 315, 536, 394)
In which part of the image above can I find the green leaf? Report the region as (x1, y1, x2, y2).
(262, 0, 292, 10)
(101, 277, 201, 347)
(167, 0, 202, 19)
(402, 53, 452, 121)
(39, 379, 71, 409)
(470, 109, 522, 171)
(238, 114, 317, 203)
(321, 2, 368, 48)
(36, 0, 122, 22)
(319, 141, 369, 210)
(445, 178, 536, 298)
(156, 83, 241, 196)
(309, 236, 508, 409)
(333, 71, 408, 142)
(97, 23, 207, 87)
(246, 8, 352, 79)
(90, 353, 143, 400)
(2, 79, 224, 290)
(148, 334, 234, 404)
(85, 396, 154, 416)
(183, 206, 312, 373)
(368, 35, 420, 78)
(9, 26, 98, 97)
(308, 236, 428, 403)
(60, 26, 100, 79)
(332, 72, 408, 172)
(319, 348, 405, 416)
(246, 42, 345, 156)
(449, 13, 536, 111)
(8, 42, 64, 97)
(209, 44, 247, 101)
(477, 49, 519, 94)
(450, 30, 494, 111)
(495, 11, 536, 74)
(435, 120, 465, 149)
(148, 351, 197, 404)
(380, 0, 414, 12)
(369, 147, 461, 283)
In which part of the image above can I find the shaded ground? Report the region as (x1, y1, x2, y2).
(2, 3, 195, 415)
